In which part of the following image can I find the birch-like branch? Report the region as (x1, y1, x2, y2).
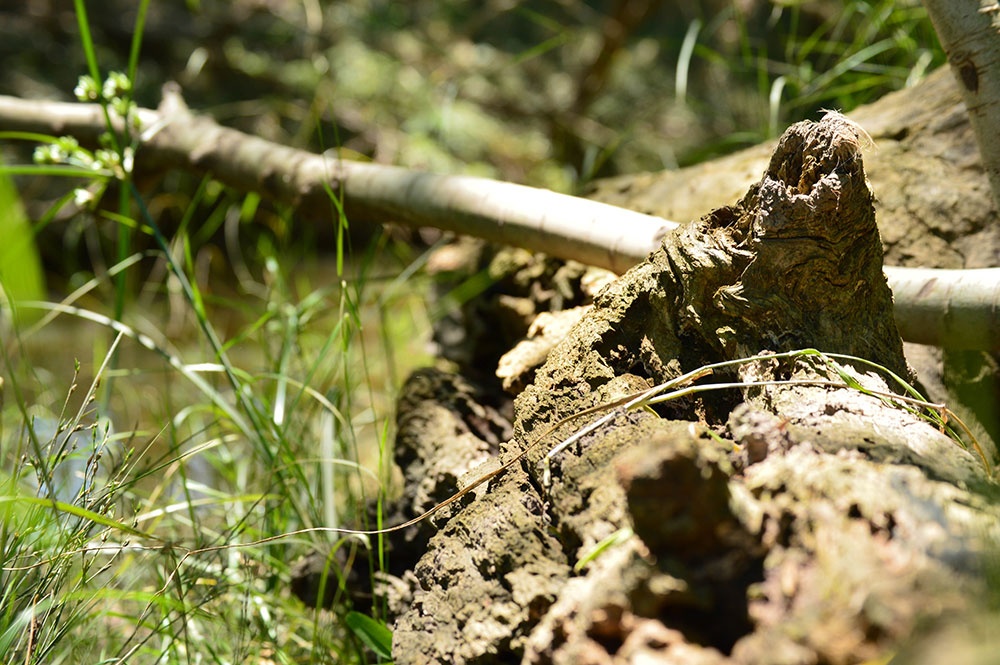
(922, 1, 1000, 211)
(0, 87, 671, 275)
(0, 88, 997, 350)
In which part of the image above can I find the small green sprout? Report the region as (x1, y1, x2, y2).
(575, 527, 634, 573)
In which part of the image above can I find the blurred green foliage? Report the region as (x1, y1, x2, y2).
(0, 155, 45, 323)
(0, 0, 944, 194)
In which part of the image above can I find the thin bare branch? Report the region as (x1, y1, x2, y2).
(0, 89, 997, 348)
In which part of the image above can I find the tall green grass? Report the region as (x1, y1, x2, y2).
(1, 5, 429, 661)
(1, 205, 429, 663)
(677, 0, 943, 162)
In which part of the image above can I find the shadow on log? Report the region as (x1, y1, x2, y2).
(384, 110, 998, 664)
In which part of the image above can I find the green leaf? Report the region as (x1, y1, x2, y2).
(345, 610, 393, 660)
(0, 159, 45, 325)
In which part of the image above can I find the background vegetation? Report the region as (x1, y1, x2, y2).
(0, 1, 945, 662)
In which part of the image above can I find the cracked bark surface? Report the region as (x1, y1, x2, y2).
(387, 113, 999, 663)
(586, 67, 999, 272)
(588, 63, 1000, 468)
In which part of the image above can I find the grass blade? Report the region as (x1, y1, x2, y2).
(344, 610, 393, 660)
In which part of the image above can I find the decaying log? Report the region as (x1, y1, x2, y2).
(386, 111, 998, 664)
(586, 63, 1000, 469)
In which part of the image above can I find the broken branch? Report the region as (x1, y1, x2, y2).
(0, 89, 997, 349)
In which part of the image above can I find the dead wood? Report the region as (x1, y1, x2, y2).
(586, 63, 1000, 471)
(2, 76, 1000, 349)
(0, 86, 671, 274)
(385, 111, 998, 664)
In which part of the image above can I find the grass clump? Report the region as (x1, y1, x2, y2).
(1, 225, 430, 662)
(2, 55, 428, 658)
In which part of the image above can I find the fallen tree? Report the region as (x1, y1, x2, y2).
(0, 74, 998, 350)
(379, 111, 998, 664)
(282, 100, 998, 665)
(581, 65, 1000, 443)
(3, 47, 998, 665)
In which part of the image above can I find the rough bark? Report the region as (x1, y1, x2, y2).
(386, 112, 998, 664)
(586, 67, 1000, 273)
(586, 63, 1000, 469)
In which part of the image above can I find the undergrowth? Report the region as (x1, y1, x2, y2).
(1, 2, 428, 662)
(1, 154, 427, 662)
